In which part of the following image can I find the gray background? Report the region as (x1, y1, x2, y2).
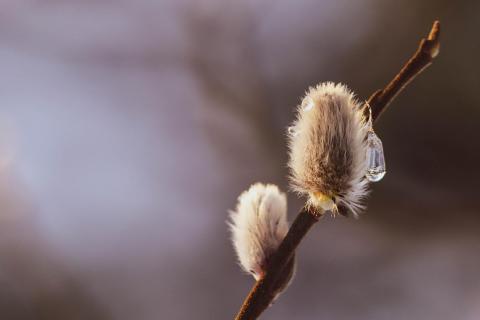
(0, 1, 479, 319)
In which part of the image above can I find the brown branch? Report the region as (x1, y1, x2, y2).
(234, 20, 440, 320)
(367, 20, 440, 120)
(235, 208, 319, 320)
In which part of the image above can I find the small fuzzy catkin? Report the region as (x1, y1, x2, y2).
(229, 183, 289, 280)
(288, 82, 369, 216)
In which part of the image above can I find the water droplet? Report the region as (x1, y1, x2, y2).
(366, 131, 386, 182)
(302, 96, 314, 112)
(288, 126, 300, 136)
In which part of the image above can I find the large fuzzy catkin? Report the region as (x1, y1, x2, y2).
(288, 82, 369, 216)
(229, 183, 290, 280)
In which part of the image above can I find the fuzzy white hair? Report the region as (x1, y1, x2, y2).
(288, 82, 369, 216)
(229, 183, 289, 280)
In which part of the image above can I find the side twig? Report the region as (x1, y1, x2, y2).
(234, 20, 440, 320)
(367, 20, 440, 120)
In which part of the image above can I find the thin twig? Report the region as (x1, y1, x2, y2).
(234, 20, 440, 320)
(367, 20, 440, 120)
(235, 208, 319, 319)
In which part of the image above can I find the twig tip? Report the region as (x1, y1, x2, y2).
(424, 20, 441, 58)
(428, 20, 440, 42)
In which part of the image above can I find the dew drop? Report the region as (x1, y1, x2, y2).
(302, 96, 314, 112)
(366, 131, 386, 182)
(288, 126, 300, 136)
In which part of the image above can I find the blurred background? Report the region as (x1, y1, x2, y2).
(0, 0, 478, 319)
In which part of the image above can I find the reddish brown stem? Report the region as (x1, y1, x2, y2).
(367, 20, 440, 120)
(234, 208, 319, 320)
(234, 20, 440, 320)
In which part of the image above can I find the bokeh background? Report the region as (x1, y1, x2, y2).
(0, 1, 479, 319)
